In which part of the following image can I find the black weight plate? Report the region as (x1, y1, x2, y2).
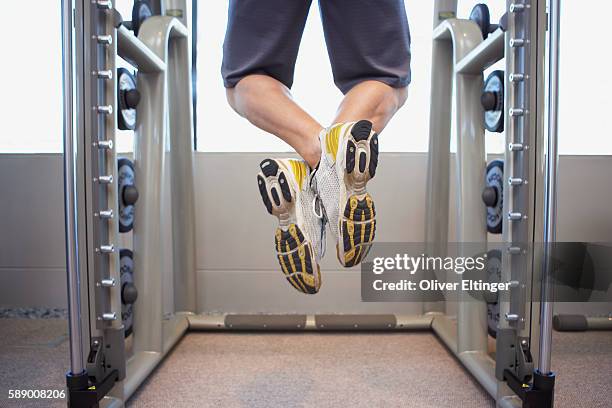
(132, 0, 153, 37)
(487, 299, 500, 338)
(470, 3, 491, 39)
(485, 160, 503, 234)
(485, 249, 502, 338)
(483, 70, 504, 133)
(120, 249, 135, 337)
(118, 158, 136, 233)
(499, 12, 509, 32)
(484, 250, 502, 304)
(117, 68, 137, 131)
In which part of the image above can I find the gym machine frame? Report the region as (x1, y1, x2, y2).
(62, 0, 560, 407)
(62, 0, 196, 406)
(425, 0, 558, 406)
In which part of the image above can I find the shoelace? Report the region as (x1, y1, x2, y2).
(309, 167, 328, 258)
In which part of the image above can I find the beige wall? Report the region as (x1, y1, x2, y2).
(1, 153, 611, 310)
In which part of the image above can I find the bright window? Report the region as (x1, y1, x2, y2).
(0, 2, 62, 153)
(196, 0, 612, 155)
(459, 0, 612, 155)
(196, 0, 435, 153)
(558, 1, 612, 155)
(0, 1, 609, 155)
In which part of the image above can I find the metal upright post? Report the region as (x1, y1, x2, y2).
(62, 0, 85, 378)
(539, 0, 561, 376)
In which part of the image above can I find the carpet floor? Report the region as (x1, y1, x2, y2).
(0, 318, 610, 408)
(0, 319, 69, 408)
(128, 332, 494, 408)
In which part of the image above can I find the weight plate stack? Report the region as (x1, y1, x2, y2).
(482, 160, 504, 234)
(485, 250, 502, 338)
(117, 68, 140, 131)
(482, 70, 505, 133)
(120, 249, 138, 338)
(470, 3, 492, 39)
(118, 158, 139, 233)
(131, 0, 153, 36)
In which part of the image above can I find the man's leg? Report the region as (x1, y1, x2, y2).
(333, 80, 408, 133)
(317, 80, 407, 267)
(313, 0, 411, 267)
(231, 75, 327, 293)
(227, 74, 327, 294)
(319, 0, 411, 133)
(222, 0, 321, 167)
(222, 1, 329, 294)
(226, 74, 322, 168)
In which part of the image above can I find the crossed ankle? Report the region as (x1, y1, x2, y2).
(302, 135, 323, 169)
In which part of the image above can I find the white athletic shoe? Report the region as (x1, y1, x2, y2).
(257, 158, 326, 294)
(313, 120, 378, 267)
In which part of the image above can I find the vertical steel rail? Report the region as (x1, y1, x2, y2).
(539, 0, 561, 375)
(62, 0, 84, 376)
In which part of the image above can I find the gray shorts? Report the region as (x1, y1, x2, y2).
(221, 0, 411, 94)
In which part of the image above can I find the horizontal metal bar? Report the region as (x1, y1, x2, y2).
(458, 351, 497, 397)
(587, 317, 612, 330)
(431, 313, 458, 352)
(124, 314, 189, 399)
(431, 314, 497, 398)
(117, 25, 166, 73)
(124, 352, 162, 400)
(456, 29, 505, 74)
(187, 314, 433, 331)
(498, 395, 523, 408)
(165, 16, 190, 39)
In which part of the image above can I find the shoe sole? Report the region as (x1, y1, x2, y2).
(257, 159, 321, 294)
(338, 120, 378, 267)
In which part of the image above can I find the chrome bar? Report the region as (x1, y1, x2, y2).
(61, 0, 84, 376)
(539, 0, 561, 375)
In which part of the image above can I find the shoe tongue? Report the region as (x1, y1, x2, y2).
(309, 128, 326, 186)
(318, 127, 328, 141)
(309, 131, 325, 172)
(309, 163, 320, 189)
(309, 159, 320, 172)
